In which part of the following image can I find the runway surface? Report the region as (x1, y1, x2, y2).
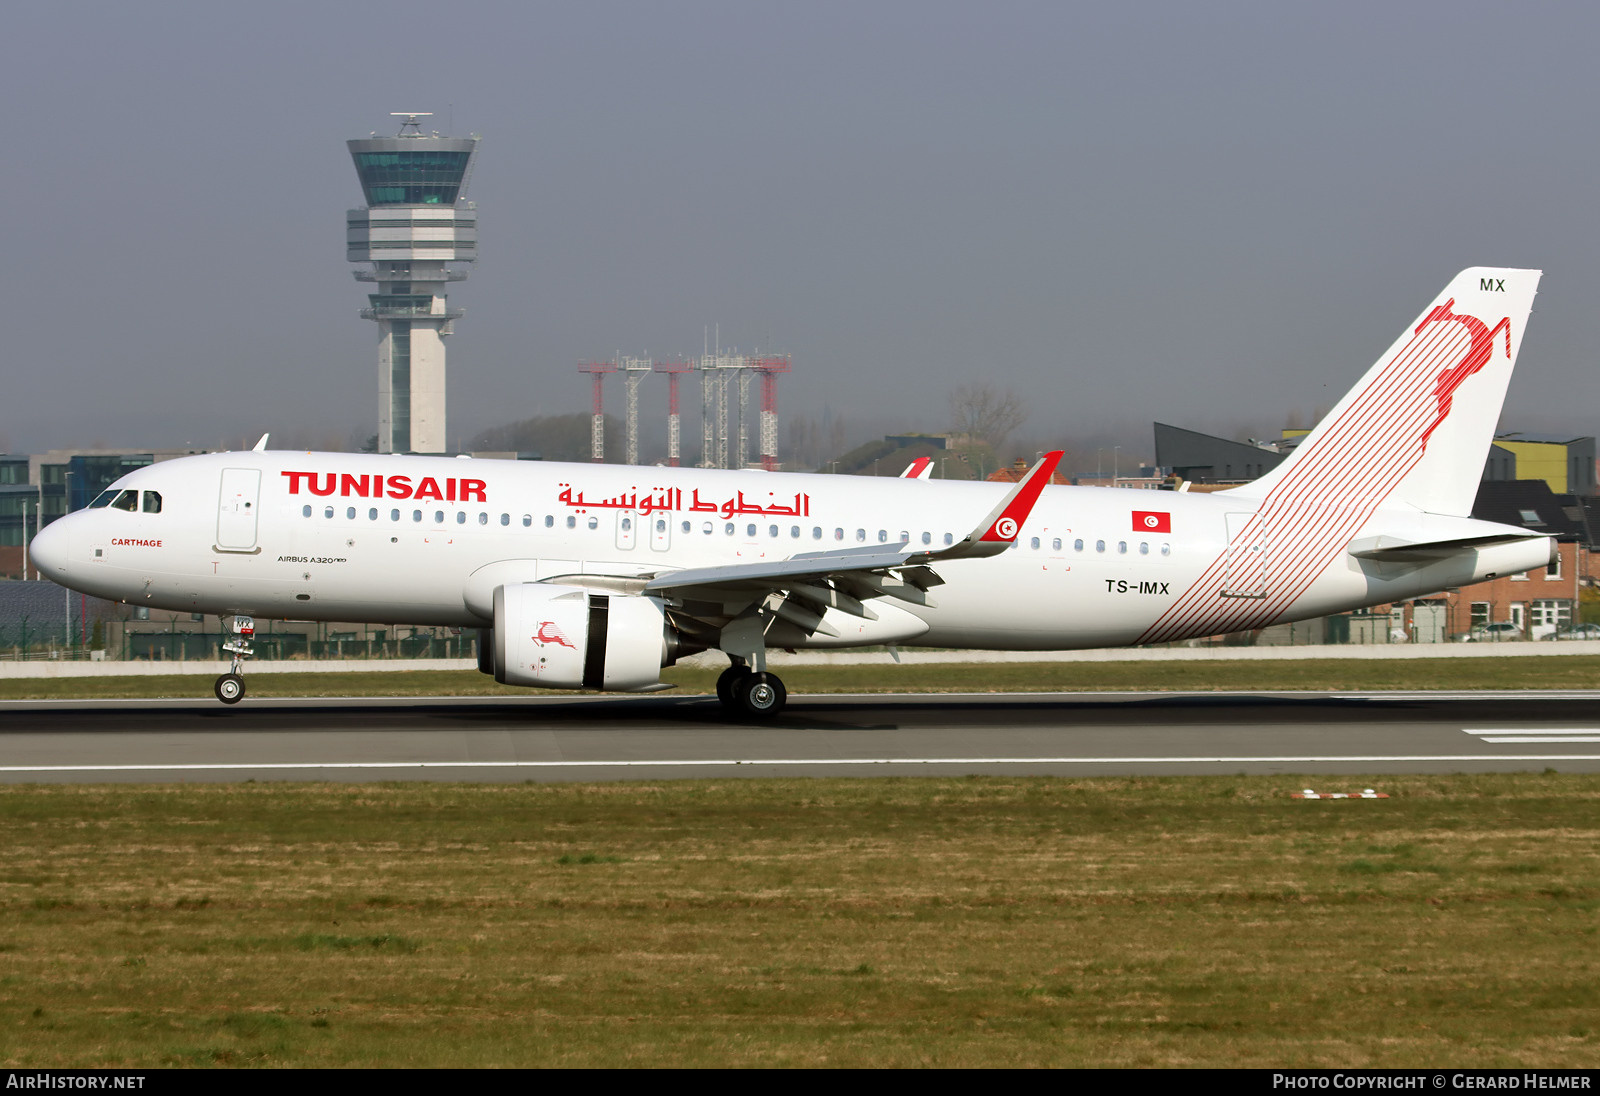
(3, 690, 1600, 782)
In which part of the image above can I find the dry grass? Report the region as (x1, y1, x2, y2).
(0, 775, 1597, 1066)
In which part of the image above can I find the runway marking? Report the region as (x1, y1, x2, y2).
(1463, 729, 1600, 744)
(4, 754, 1600, 775)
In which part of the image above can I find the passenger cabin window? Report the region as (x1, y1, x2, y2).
(141, 491, 162, 514)
(302, 505, 312, 518)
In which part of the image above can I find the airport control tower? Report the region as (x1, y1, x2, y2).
(347, 114, 479, 454)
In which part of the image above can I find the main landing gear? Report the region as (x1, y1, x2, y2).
(715, 664, 787, 719)
(214, 615, 255, 705)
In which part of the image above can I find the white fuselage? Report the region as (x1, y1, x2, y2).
(33, 450, 1550, 650)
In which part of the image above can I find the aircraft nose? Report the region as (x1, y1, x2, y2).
(28, 518, 69, 579)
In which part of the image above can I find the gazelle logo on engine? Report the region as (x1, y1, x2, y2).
(533, 622, 575, 649)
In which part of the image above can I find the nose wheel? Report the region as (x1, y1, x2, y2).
(214, 673, 245, 704)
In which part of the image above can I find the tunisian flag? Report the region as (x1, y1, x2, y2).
(1132, 511, 1171, 533)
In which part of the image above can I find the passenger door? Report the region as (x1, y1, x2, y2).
(216, 468, 261, 552)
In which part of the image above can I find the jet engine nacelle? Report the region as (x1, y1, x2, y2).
(492, 583, 672, 691)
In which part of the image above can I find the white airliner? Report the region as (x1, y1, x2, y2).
(30, 268, 1552, 716)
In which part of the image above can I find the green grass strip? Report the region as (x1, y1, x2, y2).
(4, 655, 1600, 700)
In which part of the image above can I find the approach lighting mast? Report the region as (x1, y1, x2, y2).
(653, 359, 694, 466)
(577, 361, 618, 462)
(619, 356, 652, 466)
(750, 355, 791, 471)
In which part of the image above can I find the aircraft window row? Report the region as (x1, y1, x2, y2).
(289, 505, 980, 551)
(90, 489, 161, 513)
(1040, 536, 1171, 557)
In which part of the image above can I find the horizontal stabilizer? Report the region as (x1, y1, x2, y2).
(1347, 531, 1547, 563)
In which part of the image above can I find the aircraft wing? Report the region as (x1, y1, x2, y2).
(641, 453, 1062, 640)
(643, 545, 929, 595)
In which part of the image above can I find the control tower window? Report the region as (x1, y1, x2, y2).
(353, 150, 472, 205)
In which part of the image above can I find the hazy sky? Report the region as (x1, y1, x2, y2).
(2, 1, 1596, 463)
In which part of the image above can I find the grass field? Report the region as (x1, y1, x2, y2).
(1, 775, 1597, 1067)
(3, 654, 1600, 700)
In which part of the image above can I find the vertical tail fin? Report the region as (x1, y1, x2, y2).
(1230, 267, 1541, 516)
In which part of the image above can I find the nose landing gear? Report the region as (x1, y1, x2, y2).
(214, 615, 255, 705)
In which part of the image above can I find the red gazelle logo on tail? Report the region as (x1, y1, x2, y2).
(1415, 299, 1511, 451)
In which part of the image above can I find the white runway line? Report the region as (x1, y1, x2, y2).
(1463, 728, 1600, 744)
(4, 754, 1600, 774)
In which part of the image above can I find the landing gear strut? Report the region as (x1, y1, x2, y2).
(215, 615, 255, 705)
(715, 662, 787, 719)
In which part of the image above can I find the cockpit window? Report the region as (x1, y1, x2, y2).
(88, 489, 118, 508)
(110, 490, 138, 512)
(141, 491, 162, 514)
